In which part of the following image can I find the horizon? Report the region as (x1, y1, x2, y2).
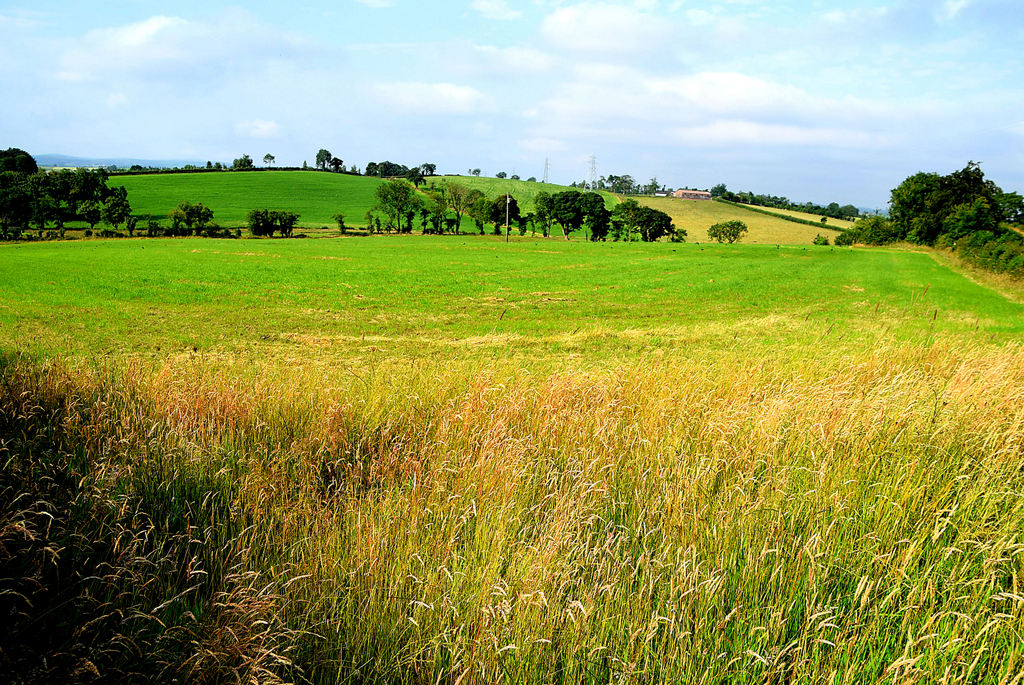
(2, 0, 1022, 208)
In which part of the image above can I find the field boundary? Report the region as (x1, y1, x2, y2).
(715, 198, 851, 231)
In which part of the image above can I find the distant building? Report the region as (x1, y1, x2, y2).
(673, 189, 712, 200)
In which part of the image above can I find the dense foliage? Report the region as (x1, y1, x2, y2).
(0, 162, 127, 239)
(707, 220, 749, 243)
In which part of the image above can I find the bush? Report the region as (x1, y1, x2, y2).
(707, 220, 748, 244)
(813, 234, 830, 246)
(248, 209, 301, 237)
(857, 216, 901, 245)
(834, 231, 857, 246)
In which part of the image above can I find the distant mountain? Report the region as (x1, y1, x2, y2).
(36, 153, 205, 169)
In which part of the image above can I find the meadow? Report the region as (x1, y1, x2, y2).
(638, 197, 844, 244)
(115, 170, 385, 228)
(2, 235, 1024, 684)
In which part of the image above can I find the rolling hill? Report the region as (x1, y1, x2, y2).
(637, 196, 843, 244)
(112, 170, 840, 243)
(115, 170, 385, 228)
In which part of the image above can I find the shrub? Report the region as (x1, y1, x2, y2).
(813, 234, 830, 246)
(857, 216, 901, 245)
(834, 231, 857, 246)
(707, 220, 748, 244)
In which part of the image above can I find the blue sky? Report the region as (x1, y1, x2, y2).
(1, 0, 1021, 207)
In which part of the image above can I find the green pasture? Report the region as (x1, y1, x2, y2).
(114, 170, 384, 228)
(638, 196, 845, 244)
(1, 236, 1020, 362)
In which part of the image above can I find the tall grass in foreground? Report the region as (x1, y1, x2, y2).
(2, 345, 1023, 683)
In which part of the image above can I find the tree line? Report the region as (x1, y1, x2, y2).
(0, 149, 131, 239)
(710, 184, 861, 220)
(838, 162, 1024, 275)
(361, 179, 682, 242)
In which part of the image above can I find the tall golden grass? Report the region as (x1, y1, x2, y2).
(2, 343, 1023, 682)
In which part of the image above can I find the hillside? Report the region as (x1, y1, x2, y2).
(115, 170, 384, 228)
(112, 171, 843, 243)
(637, 196, 844, 244)
(424, 175, 619, 213)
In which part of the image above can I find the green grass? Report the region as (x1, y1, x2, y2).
(3, 237, 1024, 683)
(1, 237, 1020, 361)
(114, 170, 385, 228)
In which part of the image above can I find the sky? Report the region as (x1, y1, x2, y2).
(1, 0, 1022, 208)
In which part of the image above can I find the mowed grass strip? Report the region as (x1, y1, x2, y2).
(638, 196, 845, 244)
(115, 170, 384, 228)
(1, 236, 1021, 360)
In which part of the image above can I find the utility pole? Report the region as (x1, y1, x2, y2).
(543, 157, 550, 184)
(587, 154, 597, 191)
(505, 193, 510, 243)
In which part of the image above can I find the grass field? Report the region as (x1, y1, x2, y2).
(636, 197, 844, 244)
(111, 172, 619, 232)
(2, 237, 1019, 360)
(3, 237, 1024, 683)
(115, 170, 385, 228)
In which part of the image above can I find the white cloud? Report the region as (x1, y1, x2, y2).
(471, 0, 522, 20)
(235, 119, 281, 138)
(371, 82, 494, 114)
(353, 0, 395, 6)
(107, 92, 128, 108)
(667, 120, 883, 148)
(104, 15, 187, 49)
(541, 4, 670, 54)
(941, 0, 971, 20)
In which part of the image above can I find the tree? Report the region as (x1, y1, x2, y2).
(330, 157, 344, 173)
(488, 194, 521, 235)
(374, 179, 417, 232)
(333, 213, 347, 234)
(169, 201, 213, 234)
(0, 171, 32, 237)
(232, 154, 254, 170)
(263, 153, 275, 168)
(247, 209, 273, 236)
(707, 220, 748, 243)
(889, 162, 1007, 245)
(710, 183, 728, 198)
(102, 186, 132, 230)
(79, 200, 102, 230)
(471, 168, 481, 177)
(550, 190, 586, 240)
(316, 149, 332, 171)
(421, 162, 437, 176)
(496, 171, 507, 179)
(0, 148, 38, 174)
(443, 183, 483, 235)
(533, 191, 555, 237)
(635, 205, 675, 242)
(406, 166, 425, 187)
(469, 196, 491, 234)
(271, 210, 300, 237)
(610, 198, 643, 241)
